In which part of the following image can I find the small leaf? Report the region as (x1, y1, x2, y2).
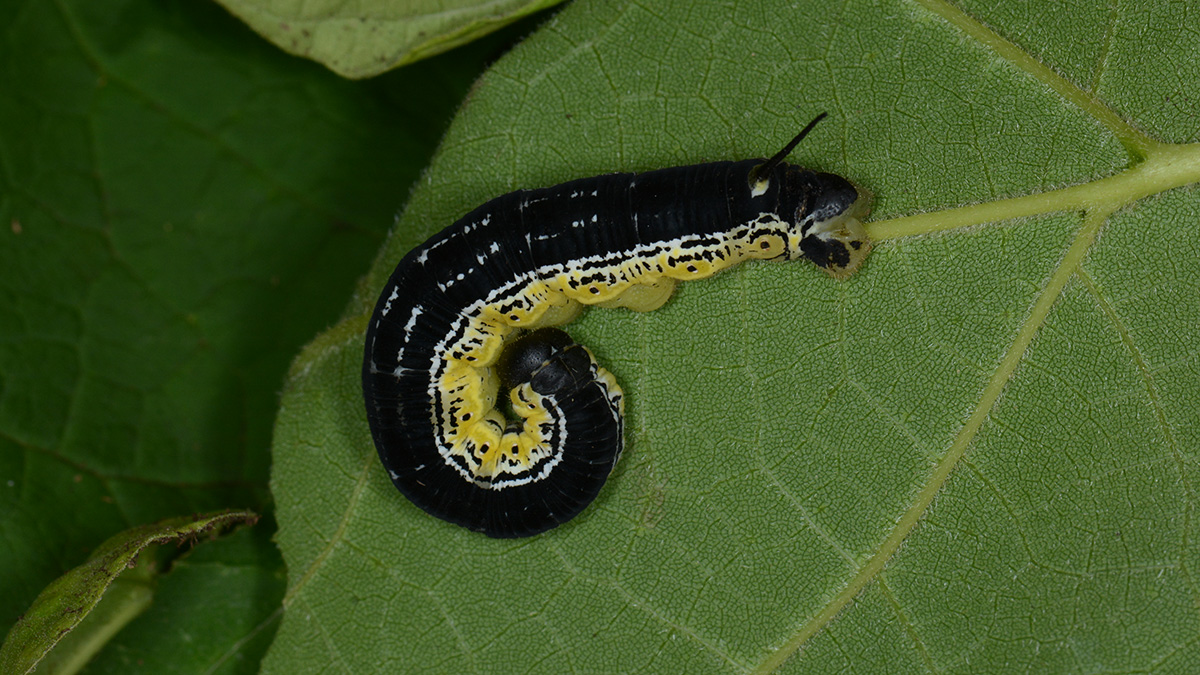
(216, 0, 564, 78)
(268, 0, 1200, 672)
(0, 510, 258, 675)
(80, 518, 287, 674)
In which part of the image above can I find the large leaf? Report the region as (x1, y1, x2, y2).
(0, 0, 533, 670)
(267, 0, 1200, 671)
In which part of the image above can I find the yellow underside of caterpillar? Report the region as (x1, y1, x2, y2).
(436, 227, 797, 479)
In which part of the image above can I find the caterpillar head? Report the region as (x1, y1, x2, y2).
(795, 171, 873, 278)
(749, 113, 873, 278)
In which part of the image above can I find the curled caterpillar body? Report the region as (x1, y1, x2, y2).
(363, 115, 872, 538)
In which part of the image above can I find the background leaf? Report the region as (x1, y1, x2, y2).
(269, 0, 1200, 673)
(0, 510, 256, 675)
(0, 0, 534, 671)
(214, 0, 563, 79)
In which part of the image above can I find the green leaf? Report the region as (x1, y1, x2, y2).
(268, 0, 1200, 672)
(0, 510, 257, 675)
(0, 0, 530, 671)
(81, 517, 287, 674)
(215, 0, 564, 78)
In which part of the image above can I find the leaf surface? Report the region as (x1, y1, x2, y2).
(267, 0, 1200, 671)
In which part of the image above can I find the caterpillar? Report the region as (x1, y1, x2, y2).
(362, 114, 871, 538)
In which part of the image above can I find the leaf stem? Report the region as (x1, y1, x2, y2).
(867, 141, 1200, 241)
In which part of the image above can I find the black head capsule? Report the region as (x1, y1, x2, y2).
(750, 113, 872, 277)
(792, 170, 873, 277)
